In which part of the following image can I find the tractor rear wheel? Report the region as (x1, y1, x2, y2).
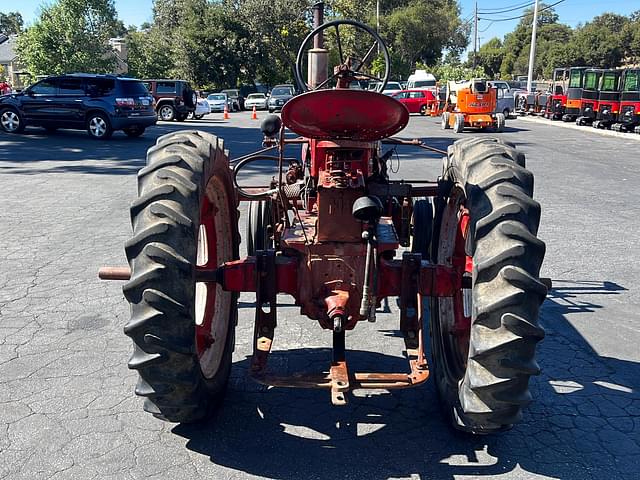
(441, 112, 451, 130)
(453, 113, 465, 133)
(123, 130, 239, 423)
(430, 137, 546, 433)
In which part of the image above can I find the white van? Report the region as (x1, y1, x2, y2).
(406, 70, 437, 90)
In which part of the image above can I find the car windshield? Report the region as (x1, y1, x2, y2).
(208, 94, 226, 100)
(120, 80, 149, 95)
(272, 87, 293, 96)
(247, 94, 265, 99)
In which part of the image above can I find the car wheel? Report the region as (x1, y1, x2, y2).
(194, 114, 205, 120)
(502, 108, 510, 119)
(124, 126, 145, 138)
(158, 104, 176, 121)
(0, 108, 25, 134)
(86, 113, 113, 140)
(420, 104, 428, 116)
(176, 113, 189, 122)
(268, 108, 274, 113)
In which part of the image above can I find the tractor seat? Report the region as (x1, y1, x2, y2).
(281, 89, 409, 141)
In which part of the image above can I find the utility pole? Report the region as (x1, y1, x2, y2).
(526, 0, 540, 93)
(376, 0, 380, 53)
(473, 2, 478, 67)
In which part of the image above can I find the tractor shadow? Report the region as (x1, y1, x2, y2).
(174, 279, 639, 479)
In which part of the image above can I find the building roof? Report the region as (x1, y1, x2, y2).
(0, 34, 18, 63)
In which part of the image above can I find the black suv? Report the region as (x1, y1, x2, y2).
(0, 74, 156, 139)
(144, 79, 197, 121)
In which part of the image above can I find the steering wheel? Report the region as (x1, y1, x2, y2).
(295, 19, 391, 93)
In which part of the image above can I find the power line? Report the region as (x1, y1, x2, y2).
(478, 0, 567, 22)
(479, 2, 535, 15)
(478, 0, 535, 12)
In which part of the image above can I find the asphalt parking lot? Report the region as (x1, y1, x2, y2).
(1, 111, 639, 480)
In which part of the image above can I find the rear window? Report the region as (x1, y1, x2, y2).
(623, 71, 639, 92)
(119, 80, 149, 96)
(600, 73, 619, 92)
(157, 82, 177, 94)
(86, 78, 115, 96)
(569, 70, 583, 88)
(584, 72, 600, 90)
(413, 80, 436, 88)
(271, 87, 293, 96)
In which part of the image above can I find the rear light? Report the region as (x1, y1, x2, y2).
(115, 98, 135, 107)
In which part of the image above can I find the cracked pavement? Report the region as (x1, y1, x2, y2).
(0, 113, 639, 479)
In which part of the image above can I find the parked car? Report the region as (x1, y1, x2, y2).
(207, 93, 232, 112)
(0, 73, 156, 139)
(391, 89, 436, 115)
(244, 93, 268, 110)
(490, 80, 516, 118)
(143, 79, 197, 121)
(268, 84, 296, 112)
(221, 89, 244, 111)
(368, 81, 403, 96)
(191, 97, 211, 119)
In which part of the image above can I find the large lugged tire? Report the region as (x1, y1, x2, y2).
(123, 130, 239, 423)
(430, 137, 546, 433)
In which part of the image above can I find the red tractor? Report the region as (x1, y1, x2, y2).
(101, 20, 547, 434)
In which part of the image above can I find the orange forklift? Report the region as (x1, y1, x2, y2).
(592, 69, 622, 129)
(562, 66, 588, 122)
(575, 68, 603, 126)
(441, 79, 505, 133)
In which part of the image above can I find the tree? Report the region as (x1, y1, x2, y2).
(568, 13, 629, 68)
(126, 28, 173, 79)
(622, 11, 640, 64)
(16, 0, 123, 75)
(381, 0, 469, 75)
(472, 37, 503, 78)
(0, 12, 23, 34)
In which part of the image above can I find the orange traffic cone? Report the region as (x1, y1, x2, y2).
(223, 105, 230, 120)
(251, 105, 258, 120)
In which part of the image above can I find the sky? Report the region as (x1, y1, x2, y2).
(2, 0, 639, 47)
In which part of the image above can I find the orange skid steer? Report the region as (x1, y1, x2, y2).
(441, 79, 505, 133)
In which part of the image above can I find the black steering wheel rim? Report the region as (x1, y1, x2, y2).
(294, 19, 391, 93)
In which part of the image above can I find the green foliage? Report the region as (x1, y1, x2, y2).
(471, 37, 503, 78)
(16, 0, 122, 76)
(0, 12, 23, 35)
(430, 63, 485, 82)
(568, 13, 629, 68)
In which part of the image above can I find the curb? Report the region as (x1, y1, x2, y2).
(515, 115, 640, 141)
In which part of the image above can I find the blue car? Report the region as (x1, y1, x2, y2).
(0, 73, 157, 139)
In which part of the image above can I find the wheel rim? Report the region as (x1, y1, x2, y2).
(435, 187, 472, 380)
(420, 105, 427, 115)
(1, 111, 19, 132)
(160, 106, 173, 120)
(195, 175, 233, 378)
(89, 116, 106, 137)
